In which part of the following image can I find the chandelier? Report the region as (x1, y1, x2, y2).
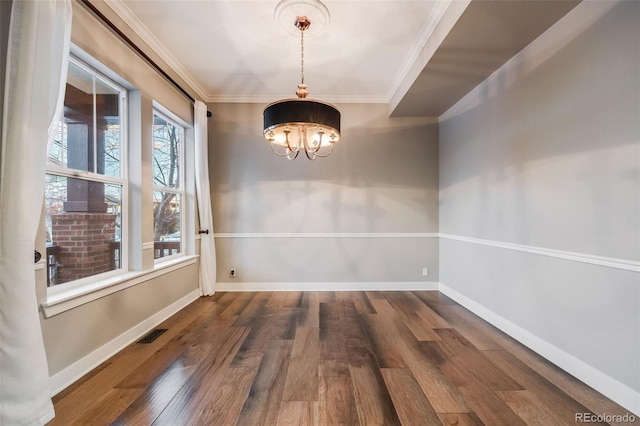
(263, 1, 341, 160)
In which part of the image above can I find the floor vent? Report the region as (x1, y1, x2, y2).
(137, 328, 167, 344)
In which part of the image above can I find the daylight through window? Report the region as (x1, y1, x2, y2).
(152, 111, 184, 260)
(45, 57, 127, 286)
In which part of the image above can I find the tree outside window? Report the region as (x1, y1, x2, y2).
(153, 112, 184, 259)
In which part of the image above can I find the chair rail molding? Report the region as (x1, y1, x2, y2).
(439, 233, 640, 273)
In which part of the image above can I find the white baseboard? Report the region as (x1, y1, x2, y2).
(216, 281, 440, 292)
(439, 283, 640, 416)
(49, 289, 200, 396)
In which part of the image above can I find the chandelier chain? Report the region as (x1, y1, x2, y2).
(300, 29, 305, 85)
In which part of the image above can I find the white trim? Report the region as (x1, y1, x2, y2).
(206, 94, 388, 104)
(103, 0, 209, 101)
(183, 126, 197, 256)
(45, 165, 126, 185)
(35, 261, 46, 271)
(152, 100, 191, 129)
(214, 232, 438, 239)
(42, 255, 198, 317)
(440, 0, 619, 122)
(388, 0, 471, 113)
(217, 281, 439, 292)
(439, 233, 640, 273)
(49, 288, 200, 396)
(385, 0, 455, 102)
(142, 241, 155, 250)
(439, 283, 640, 416)
(102, 0, 467, 106)
(215, 232, 638, 272)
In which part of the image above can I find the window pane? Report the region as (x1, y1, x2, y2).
(103, 120, 121, 178)
(45, 174, 122, 286)
(153, 115, 181, 189)
(50, 61, 122, 178)
(153, 191, 181, 259)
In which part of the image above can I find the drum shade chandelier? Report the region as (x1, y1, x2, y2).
(263, 0, 341, 160)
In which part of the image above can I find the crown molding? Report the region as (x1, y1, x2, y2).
(103, 0, 210, 102)
(387, 0, 471, 112)
(385, 0, 454, 103)
(102, 0, 468, 106)
(205, 94, 389, 104)
(210, 0, 461, 105)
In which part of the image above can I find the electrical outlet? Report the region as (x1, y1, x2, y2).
(422, 267, 429, 277)
(230, 268, 237, 277)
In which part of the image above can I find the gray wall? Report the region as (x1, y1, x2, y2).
(39, 1, 200, 378)
(439, 0, 639, 394)
(209, 102, 439, 285)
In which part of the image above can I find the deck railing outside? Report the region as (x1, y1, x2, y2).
(46, 240, 181, 287)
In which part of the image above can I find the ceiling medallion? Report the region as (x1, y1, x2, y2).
(263, 0, 341, 160)
(274, 0, 330, 37)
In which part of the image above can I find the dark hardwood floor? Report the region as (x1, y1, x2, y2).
(48, 291, 636, 425)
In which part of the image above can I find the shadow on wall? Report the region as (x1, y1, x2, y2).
(437, 1, 639, 258)
(209, 103, 439, 234)
(210, 103, 438, 188)
(438, 1, 639, 189)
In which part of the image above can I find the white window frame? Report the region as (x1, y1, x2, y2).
(41, 47, 198, 318)
(45, 55, 129, 298)
(152, 105, 187, 263)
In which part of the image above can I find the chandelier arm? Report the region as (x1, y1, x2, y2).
(311, 143, 335, 158)
(312, 132, 325, 154)
(270, 142, 295, 157)
(301, 130, 315, 160)
(284, 130, 295, 151)
(301, 128, 321, 155)
(285, 139, 295, 151)
(301, 126, 309, 152)
(289, 127, 304, 152)
(304, 147, 317, 160)
(284, 127, 302, 160)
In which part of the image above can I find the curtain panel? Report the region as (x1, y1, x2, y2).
(194, 101, 216, 296)
(0, 1, 72, 424)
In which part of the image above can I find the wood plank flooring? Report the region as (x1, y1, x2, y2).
(48, 291, 636, 425)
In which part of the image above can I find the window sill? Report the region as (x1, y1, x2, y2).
(41, 255, 198, 318)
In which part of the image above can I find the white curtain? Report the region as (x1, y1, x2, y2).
(194, 101, 216, 296)
(1, 1, 72, 424)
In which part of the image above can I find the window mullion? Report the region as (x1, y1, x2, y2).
(152, 186, 182, 194)
(46, 166, 125, 186)
(92, 75, 97, 174)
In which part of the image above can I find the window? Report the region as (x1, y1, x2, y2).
(41, 50, 198, 316)
(45, 57, 127, 286)
(152, 111, 184, 260)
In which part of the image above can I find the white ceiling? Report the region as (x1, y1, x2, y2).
(104, 0, 580, 114)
